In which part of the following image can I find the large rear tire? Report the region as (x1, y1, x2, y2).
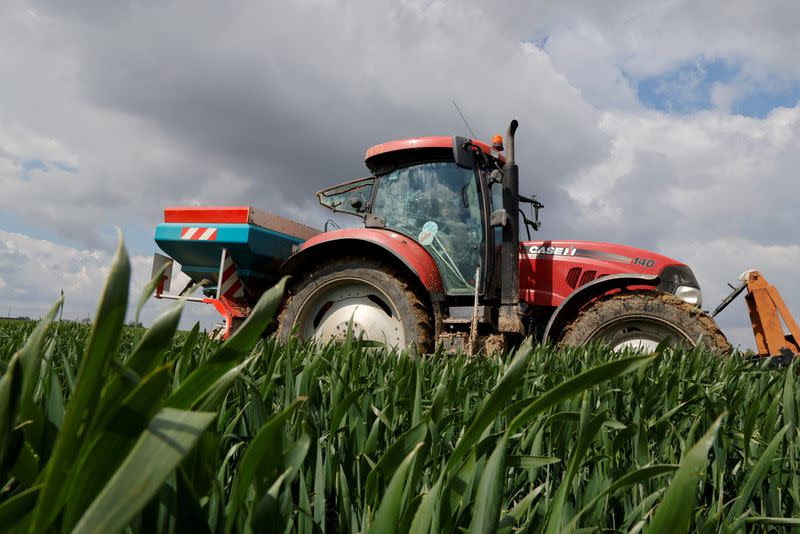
(277, 258, 434, 352)
(558, 291, 731, 354)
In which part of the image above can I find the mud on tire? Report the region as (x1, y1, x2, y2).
(277, 257, 434, 353)
(558, 290, 731, 354)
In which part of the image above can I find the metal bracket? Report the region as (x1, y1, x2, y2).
(365, 213, 386, 228)
(152, 253, 173, 296)
(490, 209, 510, 228)
(710, 280, 747, 317)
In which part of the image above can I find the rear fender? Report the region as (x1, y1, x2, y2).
(542, 273, 660, 343)
(281, 229, 444, 295)
(281, 231, 444, 337)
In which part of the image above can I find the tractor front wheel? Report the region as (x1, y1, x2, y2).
(277, 258, 434, 352)
(558, 291, 731, 354)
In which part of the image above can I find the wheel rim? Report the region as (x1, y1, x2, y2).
(291, 277, 406, 347)
(586, 316, 693, 353)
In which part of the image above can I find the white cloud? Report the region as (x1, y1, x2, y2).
(561, 106, 800, 349)
(0, 127, 77, 168)
(513, 1, 800, 79)
(0, 0, 609, 246)
(3, 0, 800, 351)
(568, 106, 800, 245)
(535, 22, 640, 110)
(0, 230, 216, 328)
(678, 239, 800, 350)
(710, 82, 738, 113)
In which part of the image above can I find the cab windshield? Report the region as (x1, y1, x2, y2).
(372, 161, 483, 294)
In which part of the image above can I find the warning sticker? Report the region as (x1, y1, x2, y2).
(417, 221, 438, 246)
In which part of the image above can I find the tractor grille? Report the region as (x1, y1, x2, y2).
(565, 268, 606, 289)
(579, 270, 597, 286)
(566, 267, 581, 289)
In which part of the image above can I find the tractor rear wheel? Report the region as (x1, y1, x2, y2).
(277, 258, 434, 352)
(558, 291, 731, 354)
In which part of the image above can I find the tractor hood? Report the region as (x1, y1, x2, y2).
(518, 240, 700, 308)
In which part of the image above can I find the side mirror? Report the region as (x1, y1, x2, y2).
(452, 136, 475, 169)
(347, 192, 367, 214)
(349, 197, 364, 212)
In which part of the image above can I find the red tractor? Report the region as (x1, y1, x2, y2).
(153, 120, 731, 354)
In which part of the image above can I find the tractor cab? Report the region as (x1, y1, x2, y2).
(317, 136, 505, 296)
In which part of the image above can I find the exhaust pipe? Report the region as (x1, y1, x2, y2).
(498, 119, 523, 334)
(506, 119, 518, 165)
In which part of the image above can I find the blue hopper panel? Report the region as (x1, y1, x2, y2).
(154, 223, 305, 287)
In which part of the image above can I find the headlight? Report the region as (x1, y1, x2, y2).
(674, 285, 702, 307)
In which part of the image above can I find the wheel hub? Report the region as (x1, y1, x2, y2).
(590, 317, 692, 353)
(610, 337, 661, 352)
(294, 279, 405, 347)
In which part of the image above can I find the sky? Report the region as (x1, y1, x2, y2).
(2, 0, 800, 349)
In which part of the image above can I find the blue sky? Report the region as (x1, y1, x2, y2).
(636, 58, 800, 117)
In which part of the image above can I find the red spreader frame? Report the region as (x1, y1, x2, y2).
(152, 247, 249, 340)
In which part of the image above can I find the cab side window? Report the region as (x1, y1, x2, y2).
(317, 177, 375, 217)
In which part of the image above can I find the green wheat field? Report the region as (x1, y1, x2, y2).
(1, 240, 798, 533)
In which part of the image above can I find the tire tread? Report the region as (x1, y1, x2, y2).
(558, 290, 731, 354)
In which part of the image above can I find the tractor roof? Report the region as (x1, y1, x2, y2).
(364, 136, 504, 171)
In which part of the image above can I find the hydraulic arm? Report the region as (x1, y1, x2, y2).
(742, 270, 800, 357)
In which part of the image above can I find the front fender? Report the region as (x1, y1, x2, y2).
(542, 273, 660, 343)
(281, 228, 444, 294)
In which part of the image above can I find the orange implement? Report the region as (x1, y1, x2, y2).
(743, 270, 800, 357)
